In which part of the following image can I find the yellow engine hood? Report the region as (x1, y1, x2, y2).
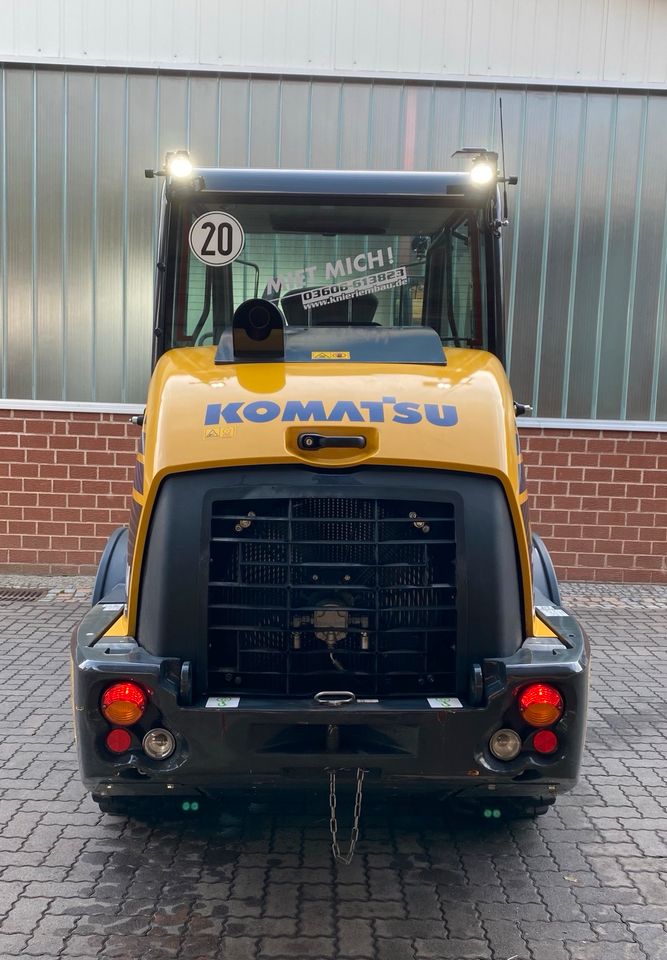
(142, 346, 520, 490)
(127, 345, 532, 632)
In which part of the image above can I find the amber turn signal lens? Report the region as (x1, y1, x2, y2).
(101, 682, 147, 726)
(518, 683, 563, 727)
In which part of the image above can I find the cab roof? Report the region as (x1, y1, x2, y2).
(183, 167, 490, 200)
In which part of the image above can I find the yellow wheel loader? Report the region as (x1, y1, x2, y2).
(72, 153, 589, 831)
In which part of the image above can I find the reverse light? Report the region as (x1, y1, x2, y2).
(518, 683, 563, 728)
(142, 728, 176, 760)
(489, 728, 522, 761)
(105, 728, 132, 754)
(101, 682, 147, 726)
(533, 730, 559, 755)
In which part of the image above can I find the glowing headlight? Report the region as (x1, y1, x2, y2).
(470, 160, 495, 185)
(167, 151, 193, 178)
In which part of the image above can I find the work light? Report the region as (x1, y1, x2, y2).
(166, 150, 193, 178)
(470, 159, 495, 184)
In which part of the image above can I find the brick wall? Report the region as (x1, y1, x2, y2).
(521, 427, 666, 584)
(0, 410, 665, 582)
(0, 410, 136, 574)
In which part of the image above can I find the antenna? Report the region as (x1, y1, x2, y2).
(499, 97, 509, 222)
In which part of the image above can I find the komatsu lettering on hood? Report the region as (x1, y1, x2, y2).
(204, 399, 458, 427)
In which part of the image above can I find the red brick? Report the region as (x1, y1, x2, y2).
(581, 497, 611, 511)
(7, 550, 40, 565)
(9, 462, 38, 477)
(48, 434, 78, 450)
(586, 438, 616, 453)
(85, 451, 115, 466)
(8, 492, 38, 507)
(568, 482, 598, 496)
(27, 448, 57, 464)
(25, 419, 55, 434)
(56, 449, 86, 464)
(529, 437, 560, 451)
(634, 555, 665, 570)
(639, 525, 667, 541)
(606, 555, 636, 569)
(66, 421, 97, 436)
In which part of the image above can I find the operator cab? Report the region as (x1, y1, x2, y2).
(151, 163, 506, 367)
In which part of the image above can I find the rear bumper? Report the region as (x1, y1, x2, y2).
(71, 604, 589, 803)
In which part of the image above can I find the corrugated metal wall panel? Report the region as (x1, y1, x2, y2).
(1, 65, 667, 422)
(2, 0, 666, 87)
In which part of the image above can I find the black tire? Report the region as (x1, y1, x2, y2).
(92, 526, 128, 606)
(532, 532, 561, 605)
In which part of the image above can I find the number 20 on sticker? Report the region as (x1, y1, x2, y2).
(189, 211, 245, 267)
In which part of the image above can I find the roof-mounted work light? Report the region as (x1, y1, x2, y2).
(166, 150, 193, 178)
(145, 150, 204, 191)
(452, 148, 498, 186)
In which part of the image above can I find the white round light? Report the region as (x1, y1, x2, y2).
(489, 728, 522, 761)
(470, 161, 495, 185)
(142, 728, 176, 760)
(168, 154, 193, 178)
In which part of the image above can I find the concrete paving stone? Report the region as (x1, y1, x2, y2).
(336, 917, 375, 957)
(0, 931, 31, 954)
(565, 943, 646, 960)
(413, 937, 491, 958)
(258, 935, 336, 957)
(225, 918, 297, 938)
(520, 921, 595, 941)
(480, 918, 528, 957)
(590, 922, 635, 941)
(374, 940, 415, 960)
(627, 923, 667, 960)
(529, 944, 571, 960)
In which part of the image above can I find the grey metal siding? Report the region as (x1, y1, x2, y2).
(0, 65, 666, 420)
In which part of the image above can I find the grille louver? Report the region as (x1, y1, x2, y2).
(207, 497, 457, 696)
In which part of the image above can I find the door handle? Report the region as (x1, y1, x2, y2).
(297, 433, 367, 451)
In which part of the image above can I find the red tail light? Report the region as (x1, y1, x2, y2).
(533, 730, 558, 754)
(105, 728, 132, 754)
(101, 682, 147, 726)
(518, 683, 563, 727)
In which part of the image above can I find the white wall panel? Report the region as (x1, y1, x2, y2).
(1, 0, 665, 87)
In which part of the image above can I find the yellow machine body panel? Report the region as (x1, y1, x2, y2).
(126, 344, 532, 633)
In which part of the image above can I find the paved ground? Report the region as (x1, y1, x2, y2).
(0, 578, 666, 960)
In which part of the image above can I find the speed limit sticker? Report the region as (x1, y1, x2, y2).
(189, 211, 245, 266)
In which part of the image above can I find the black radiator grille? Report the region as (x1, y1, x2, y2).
(207, 497, 457, 696)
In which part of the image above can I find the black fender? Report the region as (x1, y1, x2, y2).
(531, 532, 561, 605)
(92, 526, 128, 606)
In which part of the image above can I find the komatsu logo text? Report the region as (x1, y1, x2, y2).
(204, 398, 458, 427)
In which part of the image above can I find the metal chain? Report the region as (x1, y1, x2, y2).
(328, 767, 366, 865)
